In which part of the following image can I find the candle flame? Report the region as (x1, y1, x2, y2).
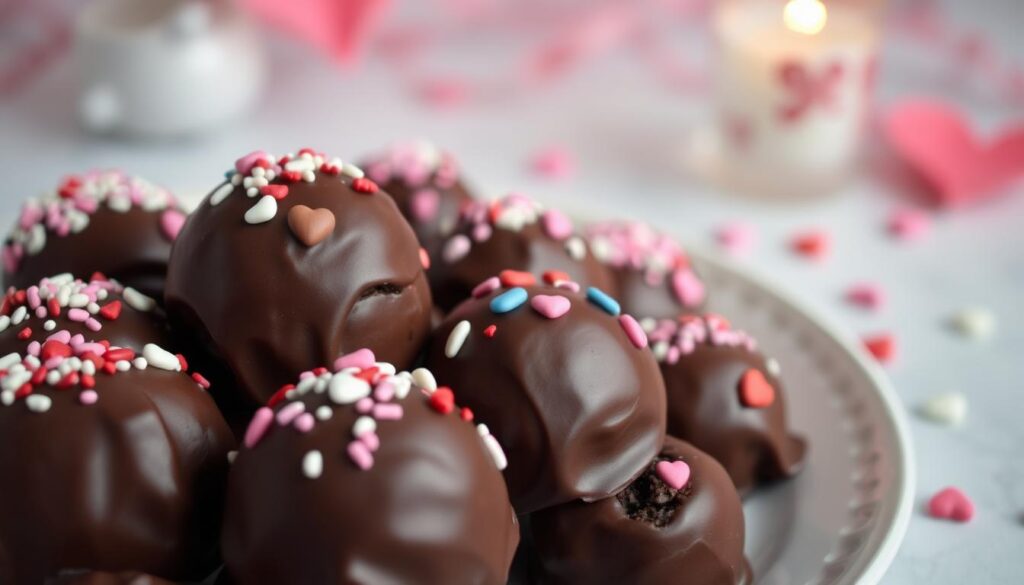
(783, 0, 828, 35)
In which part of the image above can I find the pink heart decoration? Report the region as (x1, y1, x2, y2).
(410, 189, 440, 223)
(884, 100, 1024, 207)
(655, 460, 691, 490)
(530, 294, 571, 319)
(928, 486, 975, 522)
(159, 209, 186, 242)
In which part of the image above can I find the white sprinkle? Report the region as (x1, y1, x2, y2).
(639, 317, 657, 333)
(296, 377, 317, 395)
(246, 187, 259, 198)
(227, 450, 238, 463)
(26, 224, 46, 255)
(341, 162, 364, 178)
(46, 371, 61, 385)
(353, 416, 377, 437)
(133, 357, 148, 370)
(82, 361, 96, 376)
(11, 306, 27, 325)
(210, 184, 233, 207)
(477, 424, 508, 470)
(286, 158, 315, 172)
(314, 378, 328, 394)
(302, 450, 324, 479)
(919, 392, 967, 426)
(390, 375, 411, 399)
(242, 176, 255, 188)
(652, 341, 669, 362)
(301, 170, 316, 182)
(107, 194, 131, 213)
(0, 353, 21, 370)
(315, 405, 333, 421)
(26, 394, 52, 413)
(87, 302, 100, 314)
(244, 195, 278, 224)
(115, 360, 131, 372)
(57, 286, 71, 306)
(565, 236, 586, 260)
(0, 390, 13, 406)
(123, 287, 156, 312)
(230, 173, 243, 186)
(411, 367, 437, 392)
(143, 343, 180, 371)
(43, 320, 56, 331)
(445, 320, 471, 358)
(328, 373, 371, 404)
(0, 316, 10, 333)
(950, 307, 996, 341)
(375, 362, 397, 376)
(69, 294, 89, 308)
(97, 289, 108, 301)
(766, 358, 782, 377)
(23, 356, 39, 369)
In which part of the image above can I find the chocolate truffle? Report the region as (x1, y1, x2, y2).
(429, 194, 616, 312)
(529, 436, 751, 585)
(0, 319, 234, 582)
(222, 352, 519, 585)
(165, 149, 433, 409)
(2, 170, 185, 300)
(361, 141, 474, 258)
(47, 572, 175, 585)
(650, 314, 806, 494)
(586, 220, 706, 319)
(424, 272, 666, 513)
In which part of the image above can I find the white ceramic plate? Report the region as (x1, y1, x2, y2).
(691, 250, 914, 585)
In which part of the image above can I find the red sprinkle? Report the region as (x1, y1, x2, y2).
(16, 327, 31, 340)
(14, 383, 32, 399)
(354, 367, 380, 383)
(790, 230, 830, 260)
(40, 340, 72, 361)
(79, 352, 103, 368)
(0, 297, 12, 316)
(192, 372, 211, 389)
(47, 298, 60, 317)
(864, 334, 896, 364)
(499, 270, 536, 288)
(98, 300, 122, 321)
(267, 384, 295, 408)
(176, 353, 189, 372)
(312, 366, 329, 376)
(57, 372, 80, 389)
(13, 290, 26, 305)
(281, 170, 303, 183)
(58, 176, 81, 199)
(483, 324, 497, 338)
(429, 386, 456, 414)
(460, 407, 474, 421)
(419, 248, 430, 270)
(542, 270, 570, 285)
(261, 185, 289, 200)
(104, 348, 135, 362)
(101, 361, 118, 375)
(738, 368, 776, 408)
(30, 368, 47, 385)
(90, 271, 108, 282)
(320, 163, 340, 176)
(351, 178, 379, 194)
(81, 374, 96, 389)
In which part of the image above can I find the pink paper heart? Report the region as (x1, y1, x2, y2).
(884, 100, 1024, 207)
(530, 294, 571, 319)
(655, 460, 691, 490)
(928, 486, 974, 522)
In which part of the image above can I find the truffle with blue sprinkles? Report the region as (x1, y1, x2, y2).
(424, 270, 666, 513)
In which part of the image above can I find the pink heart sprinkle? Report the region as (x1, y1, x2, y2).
(888, 209, 931, 241)
(928, 486, 974, 522)
(541, 209, 573, 241)
(846, 283, 886, 310)
(530, 294, 571, 319)
(715, 221, 756, 256)
(235, 150, 269, 175)
(410, 189, 440, 223)
(655, 460, 691, 490)
(334, 348, 376, 371)
(671, 269, 706, 308)
(160, 209, 186, 241)
(530, 146, 576, 180)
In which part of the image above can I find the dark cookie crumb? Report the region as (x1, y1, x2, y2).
(616, 457, 690, 528)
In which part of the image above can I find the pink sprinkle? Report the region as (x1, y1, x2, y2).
(846, 283, 886, 311)
(410, 189, 440, 223)
(374, 380, 395, 402)
(619, 314, 648, 349)
(244, 407, 274, 449)
(75, 342, 106, 356)
(27, 286, 40, 309)
(85, 318, 101, 332)
(299, 371, 315, 380)
(888, 209, 931, 241)
(530, 146, 576, 180)
(27, 341, 40, 356)
(472, 222, 492, 243)
(79, 390, 98, 405)
(928, 486, 975, 522)
(2, 246, 19, 273)
(355, 397, 375, 413)
(442, 234, 471, 263)
(47, 330, 71, 344)
(373, 403, 404, 420)
(294, 413, 315, 433)
(472, 276, 501, 298)
(44, 357, 64, 369)
(556, 281, 581, 293)
(347, 440, 374, 470)
(334, 348, 376, 371)
(276, 401, 305, 426)
(160, 209, 186, 241)
(69, 334, 85, 347)
(68, 309, 89, 323)
(541, 209, 574, 241)
(715, 221, 756, 256)
(671, 269, 705, 308)
(360, 431, 381, 452)
(235, 150, 269, 175)
(35, 307, 47, 318)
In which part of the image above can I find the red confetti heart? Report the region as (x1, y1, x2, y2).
(790, 231, 830, 260)
(499, 270, 536, 288)
(928, 487, 974, 522)
(739, 368, 775, 408)
(98, 300, 122, 321)
(863, 334, 896, 364)
(40, 340, 72, 361)
(429, 386, 455, 414)
(260, 185, 290, 200)
(351, 178, 379, 194)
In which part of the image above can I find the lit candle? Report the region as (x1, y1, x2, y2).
(711, 0, 881, 196)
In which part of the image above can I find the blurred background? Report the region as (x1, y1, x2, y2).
(1, 0, 1022, 582)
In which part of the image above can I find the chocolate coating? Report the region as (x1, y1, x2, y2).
(222, 364, 519, 585)
(586, 220, 706, 320)
(46, 572, 175, 585)
(429, 195, 615, 312)
(0, 361, 234, 582)
(530, 436, 751, 585)
(165, 151, 432, 409)
(2, 171, 183, 301)
(361, 141, 474, 259)
(653, 315, 806, 494)
(424, 278, 666, 514)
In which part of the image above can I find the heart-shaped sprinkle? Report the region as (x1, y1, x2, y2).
(483, 324, 497, 338)
(260, 184, 289, 200)
(863, 333, 896, 364)
(919, 392, 967, 426)
(429, 386, 455, 414)
(928, 487, 974, 522)
(739, 368, 775, 408)
(530, 294, 571, 319)
(500, 270, 536, 288)
(655, 460, 691, 490)
(846, 283, 886, 311)
(288, 205, 336, 247)
(98, 300, 122, 321)
(541, 209, 573, 240)
(160, 209, 186, 241)
(790, 230, 830, 260)
(410, 189, 440, 223)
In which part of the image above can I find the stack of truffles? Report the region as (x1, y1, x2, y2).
(0, 144, 805, 585)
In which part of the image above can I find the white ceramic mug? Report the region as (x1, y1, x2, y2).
(74, 0, 266, 137)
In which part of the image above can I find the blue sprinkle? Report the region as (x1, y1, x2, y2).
(490, 287, 528, 314)
(224, 170, 235, 180)
(586, 287, 620, 316)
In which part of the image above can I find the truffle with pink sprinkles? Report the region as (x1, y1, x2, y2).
(2, 170, 184, 300)
(223, 350, 519, 584)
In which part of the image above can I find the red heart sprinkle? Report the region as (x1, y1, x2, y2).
(499, 270, 536, 288)
(260, 185, 289, 200)
(739, 368, 775, 408)
(483, 324, 497, 338)
(928, 487, 974, 522)
(40, 340, 72, 361)
(863, 334, 896, 364)
(98, 300, 122, 321)
(352, 178, 379, 194)
(429, 386, 455, 414)
(791, 230, 830, 260)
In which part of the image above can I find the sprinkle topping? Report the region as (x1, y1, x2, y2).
(646, 314, 759, 365)
(655, 459, 691, 490)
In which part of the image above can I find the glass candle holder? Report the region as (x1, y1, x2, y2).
(700, 0, 883, 198)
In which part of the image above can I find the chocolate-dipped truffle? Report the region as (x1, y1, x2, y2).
(2, 170, 185, 300)
(650, 314, 806, 494)
(424, 272, 666, 513)
(47, 572, 175, 585)
(586, 220, 706, 319)
(165, 149, 433, 410)
(361, 141, 474, 258)
(529, 436, 751, 585)
(0, 318, 234, 582)
(429, 194, 615, 312)
(222, 352, 519, 585)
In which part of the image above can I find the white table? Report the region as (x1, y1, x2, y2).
(1, 1, 1022, 581)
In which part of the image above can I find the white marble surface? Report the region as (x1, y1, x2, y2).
(1, 1, 1023, 582)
